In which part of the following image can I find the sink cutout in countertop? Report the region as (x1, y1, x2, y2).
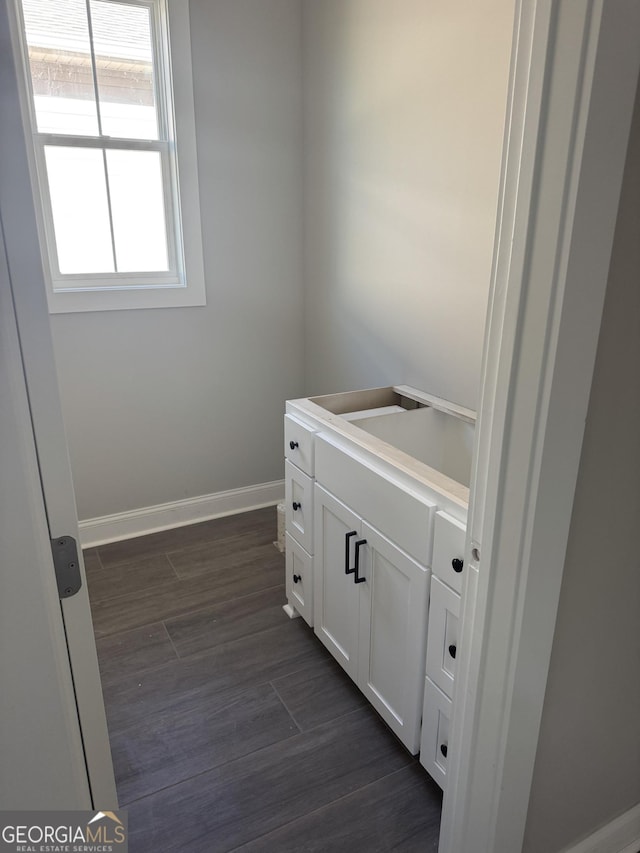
(341, 405, 474, 488)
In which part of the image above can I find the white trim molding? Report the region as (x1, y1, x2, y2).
(78, 480, 284, 548)
(439, 2, 640, 853)
(560, 803, 640, 853)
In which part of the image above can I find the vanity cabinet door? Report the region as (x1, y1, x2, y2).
(285, 533, 313, 627)
(425, 575, 460, 699)
(285, 460, 314, 553)
(313, 484, 361, 681)
(284, 414, 315, 476)
(419, 677, 451, 790)
(432, 510, 466, 594)
(357, 522, 430, 754)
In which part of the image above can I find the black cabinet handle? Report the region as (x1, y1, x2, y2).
(448, 644, 457, 659)
(345, 531, 357, 574)
(452, 557, 464, 573)
(293, 574, 301, 584)
(292, 501, 301, 511)
(354, 539, 367, 583)
(440, 743, 448, 758)
(289, 440, 299, 450)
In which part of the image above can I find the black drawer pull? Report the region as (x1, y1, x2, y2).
(289, 440, 299, 450)
(440, 743, 448, 758)
(345, 531, 357, 574)
(448, 644, 457, 659)
(354, 539, 367, 583)
(452, 557, 464, 573)
(293, 574, 301, 584)
(292, 501, 301, 511)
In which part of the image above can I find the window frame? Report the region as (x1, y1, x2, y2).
(11, 0, 206, 313)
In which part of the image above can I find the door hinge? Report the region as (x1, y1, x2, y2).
(51, 536, 82, 599)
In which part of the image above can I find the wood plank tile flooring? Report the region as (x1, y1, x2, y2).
(85, 506, 442, 852)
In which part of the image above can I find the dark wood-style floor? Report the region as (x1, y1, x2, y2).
(84, 506, 442, 852)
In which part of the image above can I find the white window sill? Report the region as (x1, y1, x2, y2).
(47, 281, 207, 314)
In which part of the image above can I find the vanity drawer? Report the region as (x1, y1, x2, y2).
(432, 510, 466, 594)
(426, 575, 460, 699)
(284, 414, 316, 476)
(285, 533, 313, 627)
(285, 460, 314, 552)
(419, 677, 451, 790)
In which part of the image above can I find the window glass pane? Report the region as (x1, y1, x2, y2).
(44, 146, 115, 276)
(21, 0, 99, 135)
(90, 1, 159, 140)
(106, 149, 169, 272)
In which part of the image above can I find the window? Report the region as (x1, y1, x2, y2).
(14, 0, 205, 312)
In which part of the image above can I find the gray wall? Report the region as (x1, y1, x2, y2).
(50, 0, 303, 520)
(523, 76, 640, 853)
(301, 0, 514, 408)
(51, 0, 515, 521)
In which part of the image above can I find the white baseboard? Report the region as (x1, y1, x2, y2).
(78, 480, 285, 548)
(561, 802, 640, 853)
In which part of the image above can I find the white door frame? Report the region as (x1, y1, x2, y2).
(0, 1, 117, 808)
(440, 2, 640, 852)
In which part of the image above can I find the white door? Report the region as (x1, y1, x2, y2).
(357, 522, 430, 754)
(313, 484, 361, 680)
(0, 228, 94, 808)
(0, 3, 117, 808)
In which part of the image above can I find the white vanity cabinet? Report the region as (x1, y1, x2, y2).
(283, 386, 474, 772)
(314, 482, 430, 753)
